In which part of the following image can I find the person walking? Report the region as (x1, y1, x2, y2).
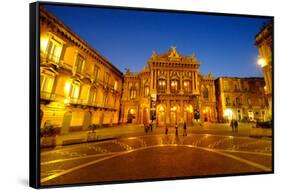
(183, 122, 187, 136)
(234, 119, 238, 133)
(230, 119, 235, 132)
(175, 123, 178, 136)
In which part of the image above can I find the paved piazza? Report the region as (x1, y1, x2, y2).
(41, 131, 272, 186)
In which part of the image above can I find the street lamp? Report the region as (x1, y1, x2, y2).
(257, 57, 267, 67)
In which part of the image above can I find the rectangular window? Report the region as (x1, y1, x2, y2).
(93, 65, 100, 81)
(75, 54, 85, 74)
(183, 81, 191, 93)
(144, 86, 150, 96)
(45, 37, 62, 63)
(70, 82, 80, 99)
(104, 72, 110, 85)
(40, 74, 54, 93)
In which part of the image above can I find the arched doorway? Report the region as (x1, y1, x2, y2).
(82, 111, 92, 130)
(127, 108, 136, 123)
(156, 105, 165, 126)
(170, 105, 179, 126)
(184, 104, 193, 125)
(202, 107, 211, 122)
(61, 111, 72, 134)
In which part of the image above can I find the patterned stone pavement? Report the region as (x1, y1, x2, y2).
(40, 133, 272, 186)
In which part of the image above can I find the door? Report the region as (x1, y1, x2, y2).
(82, 111, 92, 130)
(61, 111, 72, 134)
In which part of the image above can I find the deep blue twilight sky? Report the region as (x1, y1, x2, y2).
(44, 5, 272, 77)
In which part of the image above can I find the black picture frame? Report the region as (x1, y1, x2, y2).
(30, 1, 274, 189)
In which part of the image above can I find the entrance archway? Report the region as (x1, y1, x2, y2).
(170, 105, 179, 126)
(184, 104, 193, 125)
(127, 108, 136, 123)
(61, 111, 72, 134)
(202, 107, 211, 122)
(156, 105, 165, 126)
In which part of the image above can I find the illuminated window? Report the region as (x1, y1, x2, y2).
(170, 80, 179, 93)
(75, 54, 85, 74)
(45, 37, 63, 63)
(130, 87, 137, 99)
(70, 81, 80, 99)
(183, 80, 191, 93)
(158, 79, 166, 92)
(144, 86, 150, 96)
(114, 81, 118, 91)
(40, 74, 54, 94)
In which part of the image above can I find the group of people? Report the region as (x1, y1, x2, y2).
(144, 120, 188, 136)
(144, 120, 154, 133)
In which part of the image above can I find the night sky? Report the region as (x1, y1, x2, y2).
(43, 4, 272, 77)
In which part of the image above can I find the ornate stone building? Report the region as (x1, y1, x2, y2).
(40, 7, 123, 134)
(120, 47, 217, 126)
(255, 22, 273, 120)
(216, 77, 268, 123)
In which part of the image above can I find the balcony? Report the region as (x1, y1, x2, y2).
(40, 52, 61, 66)
(40, 91, 64, 102)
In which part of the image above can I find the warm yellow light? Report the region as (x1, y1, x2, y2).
(40, 36, 49, 53)
(171, 106, 177, 111)
(64, 99, 70, 104)
(130, 109, 135, 114)
(224, 109, 233, 117)
(257, 58, 266, 67)
(64, 80, 71, 96)
(159, 106, 164, 112)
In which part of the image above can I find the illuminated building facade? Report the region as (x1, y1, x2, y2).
(255, 22, 273, 120)
(40, 7, 123, 134)
(216, 77, 269, 122)
(121, 47, 217, 125)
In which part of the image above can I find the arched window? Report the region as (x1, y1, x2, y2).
(158, 79, 166, 92)
(170, 79, 179, 93)
(144, 86, 150, 96)
(183, 80, 191, 93)
(203, 87, 209, 99)
(130, 87, 137, 99)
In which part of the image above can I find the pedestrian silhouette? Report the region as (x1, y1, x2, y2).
(183, 122, 187, 136)
(175, 123, 178, 136)
(230, 119, 235, 132)
(234, 120, 238, 132)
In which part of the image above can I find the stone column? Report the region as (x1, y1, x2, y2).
(180, 99, 184, 123)
(192, 72, 195, 93)
(180, 71, 183, 94)
(150, 69, 154, 91)
(154, 69, 157, 90)
(167, 70, 170, 94)
(166, 100, 170, 126)
(194, 72, 198, 92)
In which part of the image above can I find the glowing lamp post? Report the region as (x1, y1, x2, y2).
(257, 57, 267, 68)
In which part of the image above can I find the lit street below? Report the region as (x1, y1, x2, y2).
(41, 124, 272, 186)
